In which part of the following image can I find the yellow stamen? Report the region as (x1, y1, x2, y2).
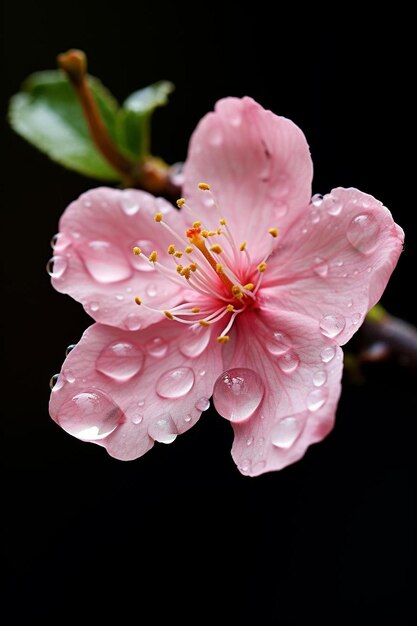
(185, 246, 193, 254)
(176, 264, 183, 274)
(208, 230, 217, 237)
(226, 304, 234, 312)
(174, 250, 183, 258)
(268, 228, 279, 237)
(217, 335, 230, 343)
(216, 263, 223, 274)
(148, 251, 158, 262)
(133, 246, 141, 255)
(199, 320, 210, 326)
(180, 267, 191, 279)
(201, 230, 209, 238)
(210, 244, 222, 254)
(135, 296, 142, 305)
(189, 262, 198, 272)
(217, 228, 222, 235)
(232, 285, 243, 299)
(244, 283, 255, 291)
(219, 218, 227, 226)
(198, 182, 210, 190)
(176, 198, 185, 208)
(191, 307, 200, 313)
(192, 221, 201, 228)
(239, 241, 246, 251)
(258, 262, 267, 273)
(164, 310, 174, 320)
(154, 212, 163, 222)
(167, 244, 176, 255)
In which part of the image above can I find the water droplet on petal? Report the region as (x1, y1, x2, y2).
(146, 337, 167, 358)
(96, 341, 144, 381)
(129, 239, 156, 272)
(120, 192, 140, 216)
(213, 368, 264, 423)
(89, 301, 100, 312)
(51, 232, 71, 251)
(239, 459, 251, 473)
(253, 460, 266, 473)
(125, 314, 142, 331)
(278, 351, 300, 374)
(246, 436, 254, 447)
(65, 370, 76, 383)
(180, 325, 211, 358)
(184, 414, 192, 423)
(148, 415, 177, 443)
(57, 390, 123, 440)
(50, 373, 65, 391)
(320, 345, 336, 363)
(351, 312, 362, 325)
(271, 415, 302, 448)
(115, 294, 124, 301)
(312, 194, 323, 207)
(319, 315, 346, 338)
(46, 255, 68, 278)
(65, 344, 76, 357)
(325, 195, 343, 216)
(307, 388, 328, 412)
(313, 257, 329, 277)
(310, 209, 320, 224)
(195, 397, 210, 411)
(313, 370, 327, 387)
(146, 284, 158, 298)
(347, 213, 380, 254)
(132, 414, 143, 424)
(79, 240, 132, 283)
(156, 367, 195, 399)
(198, 369, 206, 377)
(266, 331, 291, 356)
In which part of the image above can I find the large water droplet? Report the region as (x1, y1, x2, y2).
(278, 351, 300, 374)
(321, 345, 336, 363)
(195, 397, 210, 411)
(180, 324, 210, 358)
(271, 415, 303, 448)
(129, 239, 156, 272)
(313, 370, 327, 387)
(213, 368, 264, 423)
(347, 213, 380, 254)
(146, 337, 168, 358)
(51, 232, 71, 251)
(156, 367, 195, 399)
(120, 192, 140, 216)
(79, 240, 132, 283)
(57, 390, 123, 440)
(319, 315, 346, 338)
(46, 255, 68, 278)
(307, 388, 328, 412)
(125, 314, 142, 331)
(148, 415, 177, 443)
(50, 373, 65, 392)
(266, 331, 291, 356)
(311, 194, 323, 207)
(96, 341, 144, 381)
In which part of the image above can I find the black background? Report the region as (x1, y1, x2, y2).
(2, 4, 416, 624)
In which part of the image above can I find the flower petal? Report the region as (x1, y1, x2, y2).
(262, 188, 404, 345)
(182, 97, 313, 251)
(49, 321, 223, 460)
(222, 311, 343, 477)
(50, 187, 189, 330)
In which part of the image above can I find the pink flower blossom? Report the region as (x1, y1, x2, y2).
(49, 97, 404, 476)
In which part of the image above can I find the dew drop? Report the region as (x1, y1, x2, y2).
(65, 370, 76, 383)
(326, 196, 343, 216)
(65, 344, 76, 357)
(196, 397, 210, 411)
(132, 414, 143, 424)
(156, 367, 195, 399)
(79, 240, 132, 283)
(49, 373, 65, 391)
(239, 459, 251, 473)
(313, 370, 327, 387)
(120, 192, 140, 216)
(311, 194, 323, 207)
(319, 315, 346, 338)
(198, 369, 206, 377)
(50, 232, 71, 251)
(266, 331, 291, 356)
(246, 436, 254, 447)
(46, 255, 68, 279)
(146, 284, 158, 298)
(125, 314, 142, 331)
(146, 337, 168, 358)
(184, 414, 192, 423)
(351, 312, 362, 325)
(57, 390, 123, 440)
(320, 345, 336, 363)
(347, 213, 380, 254)
(313, 258, 328, 277)
(278, 351, 300, 374)
(310, 209, 320, 224)
(96, 341, 144, 381)
(180, 324, 211, 358)
(213, 368, 264, 423)
(271, 415, 303, 448)
(115, 294, 124, 301)
(307, 388, 328, 412)
(89, 301, 100, 312)
(148, 415, 177, 444)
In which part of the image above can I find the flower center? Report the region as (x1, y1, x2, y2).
(132, 183, 278, 343)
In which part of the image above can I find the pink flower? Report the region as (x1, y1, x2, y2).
(49, 97, 403, 476)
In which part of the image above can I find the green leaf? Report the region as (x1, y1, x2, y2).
(116, 81, 174, 160)
(8, 70, 121, 181)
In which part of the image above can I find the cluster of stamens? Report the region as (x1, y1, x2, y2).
(132, 183, 278, 343)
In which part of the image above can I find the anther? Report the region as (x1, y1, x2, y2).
(148, 251, 158, 262)
(176, 264, 183, 274)
(185, 246, 193, 254)
(189, 262, 198, 272)
(258, 261, 267, 272)
(135, 296, 142, 305)
(198, 182, 210, 190)
(176, 198, 185, 208)
(202, 230, 209, 238)
(154, 212, 163, 222)
(219, 218, 227, 226)
(192, 221, 201, 228)
(226, 304, 234, 312)
(232, 285, 243, 299)
(174, 250, 183, 258)
(199, 320, 210, 326)
(268, 228, 279, 237)
(133, 246, 141, 255)
(244, 283, 255, 291)
(164, 310, 174, 320)
(191, 307, 200, 313)
(216, 263, 223, 273)
(217, 335, 230, 343)
(239, 241, 246, 251)
(167, 244, 176, 255)
(210, 244, 223, 254)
